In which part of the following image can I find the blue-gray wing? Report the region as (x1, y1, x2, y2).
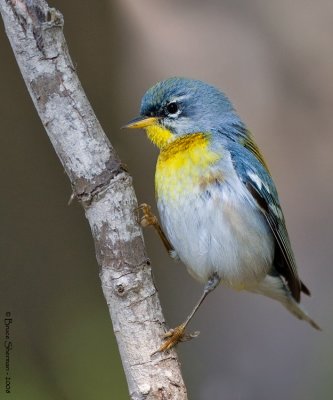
(227, 140, 309, 302)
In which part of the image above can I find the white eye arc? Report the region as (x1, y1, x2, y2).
(164, 94, 190, 118)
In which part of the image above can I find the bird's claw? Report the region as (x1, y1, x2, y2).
(68, 192, 76, 205)
(155, 324, 200, 353)
(136, 203, 158, 228)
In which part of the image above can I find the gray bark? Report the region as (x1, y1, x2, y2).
(0, 1, 188, 398)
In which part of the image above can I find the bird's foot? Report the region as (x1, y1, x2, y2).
(156, 323, 200, 353)
(136, 203, 158, 228)
(136, 203, 176, 257)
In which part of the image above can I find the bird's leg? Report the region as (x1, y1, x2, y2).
(157, 273, 221, 353)
(136, 203, 175, 256)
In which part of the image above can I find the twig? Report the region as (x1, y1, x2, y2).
(0, 1, 188, 398)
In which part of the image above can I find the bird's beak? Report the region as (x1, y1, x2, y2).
(123, 116, 158, 129)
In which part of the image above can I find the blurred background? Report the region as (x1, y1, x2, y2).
(1, 0, 332, 399)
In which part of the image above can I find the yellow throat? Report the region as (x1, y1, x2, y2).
(145, 124, 174, 148)
(145, 127, 221, 201)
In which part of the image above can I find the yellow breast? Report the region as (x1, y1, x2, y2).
(155, 133, 221, 201)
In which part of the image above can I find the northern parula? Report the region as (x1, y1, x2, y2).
(125, 77, 320, 351)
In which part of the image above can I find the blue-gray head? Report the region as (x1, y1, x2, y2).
(125, 77, 244, 147)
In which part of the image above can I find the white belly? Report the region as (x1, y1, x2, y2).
(157, 182, 274, 287)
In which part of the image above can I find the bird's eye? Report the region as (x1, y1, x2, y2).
(166, 102, 178, 114)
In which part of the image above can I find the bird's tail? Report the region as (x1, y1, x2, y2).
(248, 275, 321, 331)
(283, 296, 321, 330)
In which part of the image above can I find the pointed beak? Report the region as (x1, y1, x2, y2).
(122, 115, 158, 129)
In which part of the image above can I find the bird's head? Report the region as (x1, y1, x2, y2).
(125, 77, 243, 148)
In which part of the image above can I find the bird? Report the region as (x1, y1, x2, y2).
(125, 77, 320, 352)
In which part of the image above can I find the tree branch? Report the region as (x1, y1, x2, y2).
(0, 1, 188, 398)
